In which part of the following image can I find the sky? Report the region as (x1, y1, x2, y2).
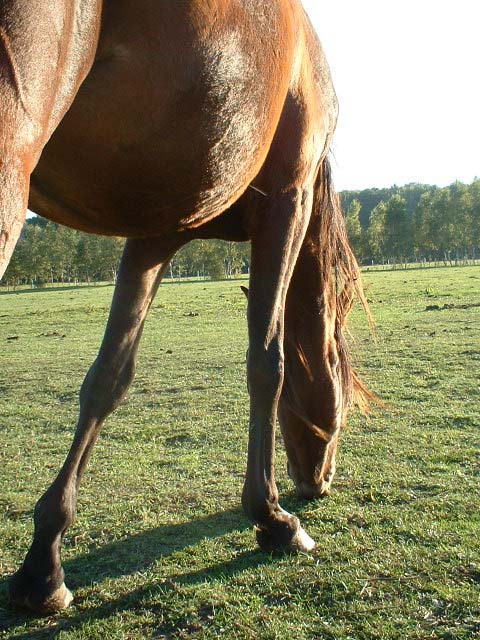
(302, 0, 480, 191)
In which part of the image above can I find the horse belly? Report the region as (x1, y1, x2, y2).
(30, 2, 295, 236)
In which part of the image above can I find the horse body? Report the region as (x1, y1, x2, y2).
(1, 0, 367, 614)
(31, 0, 308, 237)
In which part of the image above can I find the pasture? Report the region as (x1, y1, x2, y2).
(0, 265, 479, 639)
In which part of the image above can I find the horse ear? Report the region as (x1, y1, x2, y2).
(240, 285, 249, 299)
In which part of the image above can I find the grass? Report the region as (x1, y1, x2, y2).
(0, 265, 479, 639)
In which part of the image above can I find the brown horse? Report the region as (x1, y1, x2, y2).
(1, 0, 368, 614)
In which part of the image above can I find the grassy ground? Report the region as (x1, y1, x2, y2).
(0, 265, 479, 639)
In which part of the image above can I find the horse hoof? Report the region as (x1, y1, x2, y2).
(255, 511, 316, 553)
(10, 580, 73, 615)
(42, 582, 73, 613)
(289, 525, 316, 552)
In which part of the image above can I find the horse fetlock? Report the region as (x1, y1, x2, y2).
(9, 566, 72, 615)
(242, 490, 276, 526)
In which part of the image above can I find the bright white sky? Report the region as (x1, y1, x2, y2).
(302, 0, 480, 191)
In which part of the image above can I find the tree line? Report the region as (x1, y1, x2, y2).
(342, 179, 480, 264)
(2, 218, 250, 287)
(2, 178, 479, 287)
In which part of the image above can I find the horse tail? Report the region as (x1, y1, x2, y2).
(281, 157, 373, 431)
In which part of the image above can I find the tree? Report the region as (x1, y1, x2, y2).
(21, 225, 50, 284)
(412, 191, 435, 259)
(367, 201, 387, 262)
(383, 194, 410, 262)
(469, 179, 480, 257)
(345, 199, 366, 262)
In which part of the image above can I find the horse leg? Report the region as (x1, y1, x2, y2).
(9, 236, 179, 614)
(0, 3, 101, 278)
(242, 187, 316, 553)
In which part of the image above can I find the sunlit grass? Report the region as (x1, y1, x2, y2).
(0, 266, 479, 639)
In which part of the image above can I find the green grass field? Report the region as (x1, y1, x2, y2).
(0, 265, 479, 639)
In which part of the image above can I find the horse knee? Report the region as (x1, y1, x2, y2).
(247, 341, 284, 398)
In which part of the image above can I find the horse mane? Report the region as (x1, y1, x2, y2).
(315, 157, 376, 415)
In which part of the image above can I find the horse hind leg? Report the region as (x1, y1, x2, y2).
(9, 236, 181, 614)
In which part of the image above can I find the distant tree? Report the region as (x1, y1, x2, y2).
(412, 187, 458, 261)
(412, 191, 436, 259)
(341, 183, 431, 230)
(22, 225, 50, 284)
(470, 179, 480, 257)
(43, 223, 79, 283)
(383, 194, 410, 262)
(97, 236, 124, 281)
(74, 234, 123, 282)
(367, 201, 387, 262)
(449, 182, 474, 259)
(345, 199, 366, 262)
(220, 240, 246, 277)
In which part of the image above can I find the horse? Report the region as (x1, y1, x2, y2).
(1, 0, 369, 614)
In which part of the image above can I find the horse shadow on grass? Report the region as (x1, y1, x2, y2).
(0, 496, 310, 638)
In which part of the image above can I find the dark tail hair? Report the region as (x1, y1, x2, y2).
(314, 157, 374, 414)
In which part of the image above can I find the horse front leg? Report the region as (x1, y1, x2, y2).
(9, 237, 180, 614)
(242, 187, 315, 553)
(0, 2, 101, 279)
